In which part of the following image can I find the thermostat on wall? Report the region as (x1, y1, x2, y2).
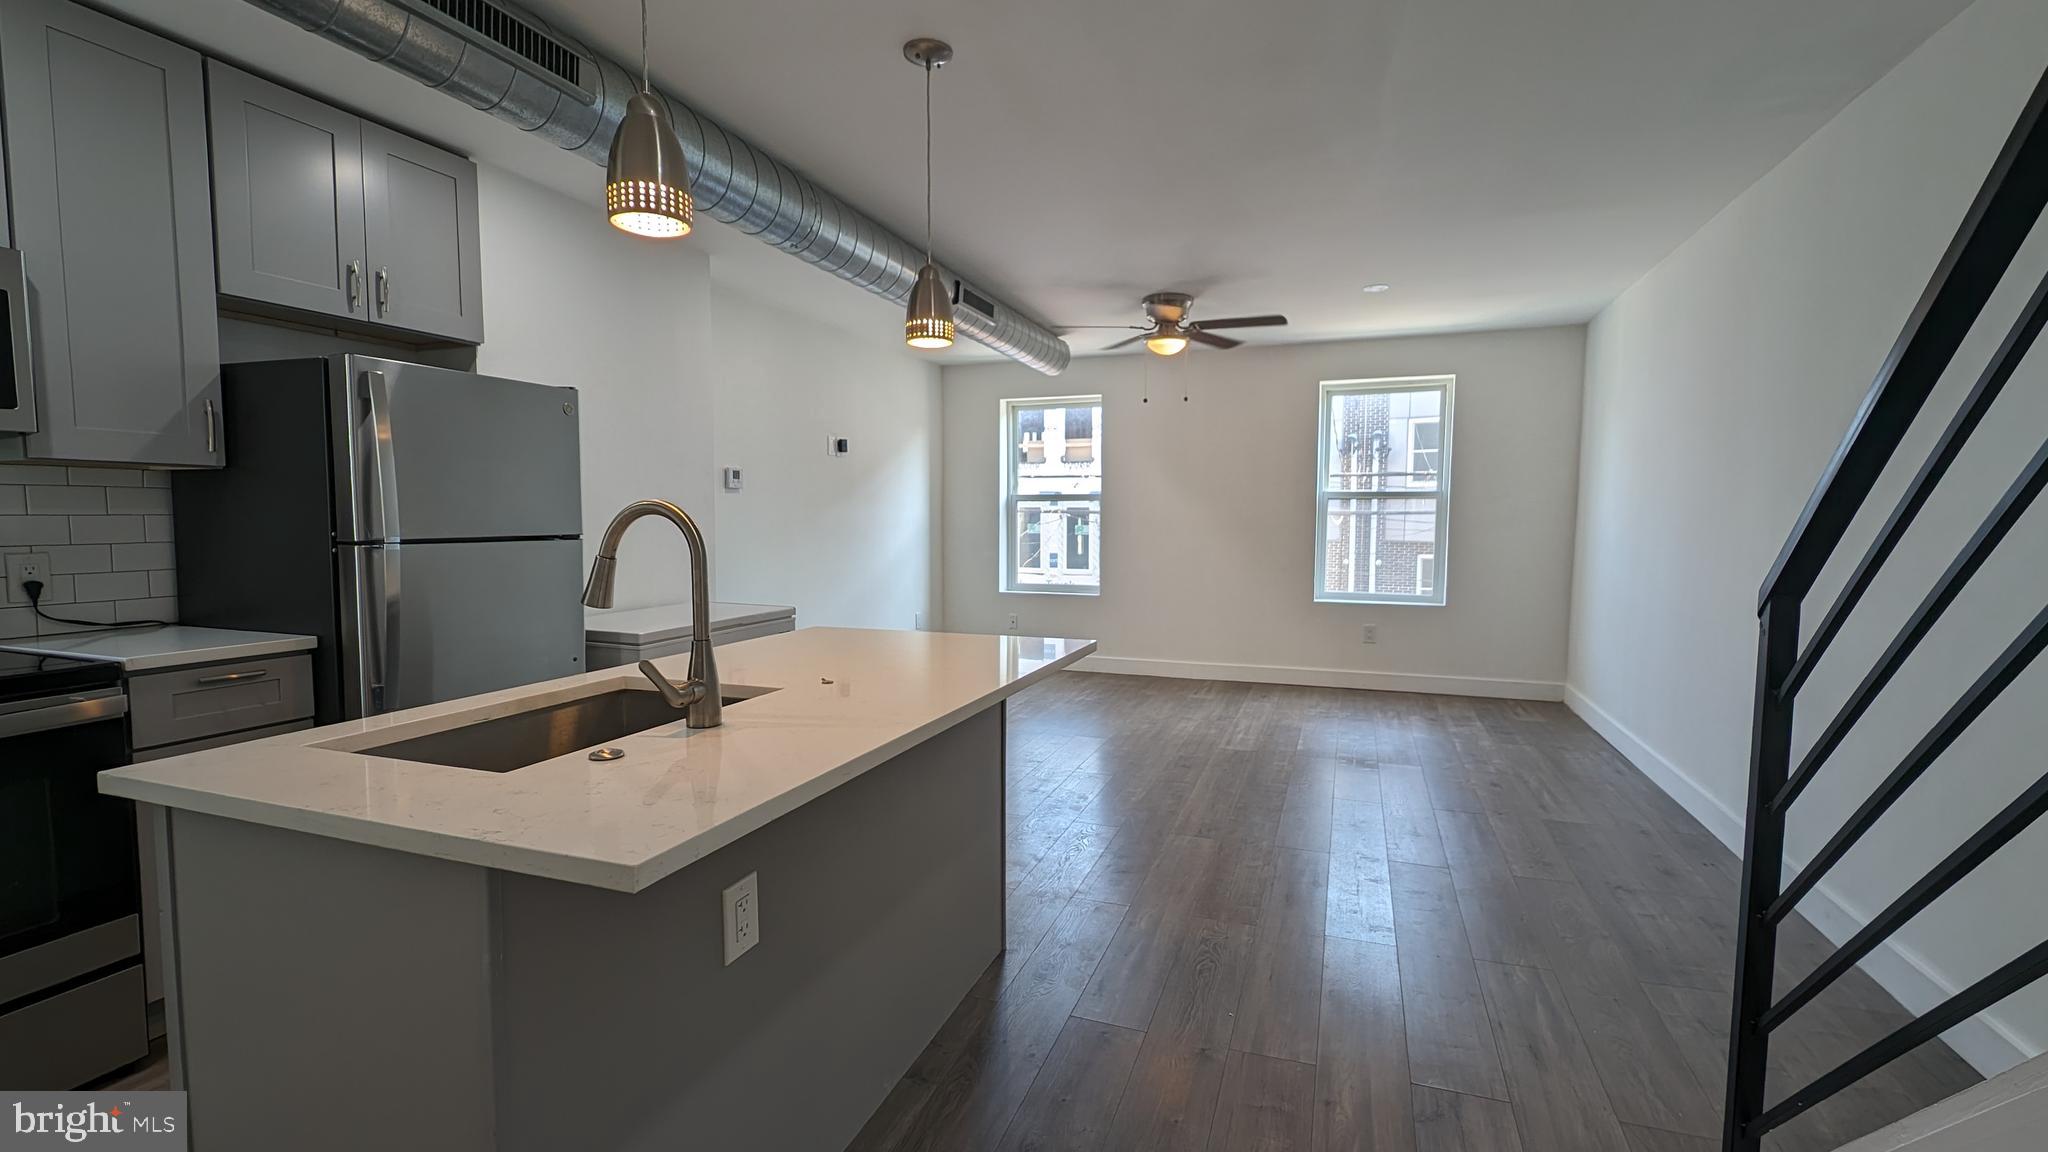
(722, 467, 743, 491)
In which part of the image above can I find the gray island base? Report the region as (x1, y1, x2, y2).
(163, 705, 1002, 1151)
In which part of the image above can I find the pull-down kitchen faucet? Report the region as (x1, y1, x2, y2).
(582, 499, 722, 729)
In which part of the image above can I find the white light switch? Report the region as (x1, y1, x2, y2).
(723, 871, 759, 965)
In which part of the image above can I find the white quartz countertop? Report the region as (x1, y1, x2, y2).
(1, 626, 316, 671)
(99, 628, 1094, 893)
(584, 600, 795, 645)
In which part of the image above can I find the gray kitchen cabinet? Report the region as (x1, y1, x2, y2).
(208, 61, 367, 323)
(207, 64, 483, 345)
(0, 0, 222, 467)
(363, 122, 484, 344)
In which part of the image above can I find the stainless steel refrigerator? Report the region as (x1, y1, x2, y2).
(174, 355, 585, 722)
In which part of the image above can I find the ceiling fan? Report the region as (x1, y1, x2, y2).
(1070, 292, 1289, 356)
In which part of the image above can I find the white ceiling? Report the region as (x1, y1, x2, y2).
(527, 0, 1971, 358)
(115, 0, 1971, 363)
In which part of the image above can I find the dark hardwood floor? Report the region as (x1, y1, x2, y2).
(848, 671, 1980, 1152)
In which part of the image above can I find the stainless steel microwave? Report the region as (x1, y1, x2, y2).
(0, 247, 35, 434)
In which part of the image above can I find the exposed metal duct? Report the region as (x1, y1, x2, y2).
(245, 0, 1071, 374)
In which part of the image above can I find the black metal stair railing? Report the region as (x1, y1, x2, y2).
(1721, 63, 2048, 1152)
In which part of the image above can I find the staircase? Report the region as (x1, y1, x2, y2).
(1719, 61, 2048, 1152)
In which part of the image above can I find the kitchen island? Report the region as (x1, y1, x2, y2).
(98, 627, 1094, 1152)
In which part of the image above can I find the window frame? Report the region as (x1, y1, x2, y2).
(1313, 375, 1455, 606)
(1003, 395, 1104, 596)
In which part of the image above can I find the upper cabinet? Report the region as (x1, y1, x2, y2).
(362, 123, 484, 343)
(208, 61, 366, 322)
(208, 62, 483, 345)
(0, 0, 223, 467)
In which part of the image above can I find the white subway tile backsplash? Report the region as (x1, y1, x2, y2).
(0, 465, 181, 639)
(73, 570, 150, 601)
(117, 597, 176, 622)
(31, 603, 119, 634)
(47, 545, 112, 574)
(112, 541, 175, 570)
(69, 515, 144, 544)
(0, 516, 71, 546)
(105, 487, 171, 515)
(0, 465, 70, 485)
(26, 485, 107, 514)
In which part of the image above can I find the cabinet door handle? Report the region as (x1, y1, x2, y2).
(347, 260, 363, 312)
(376, 266, 390, 316)
(195, 668, 267, 685)
(205, 398, 216, 455)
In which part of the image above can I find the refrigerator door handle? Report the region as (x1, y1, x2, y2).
(357, 369, 401, 541)
(355, 544, 404, 715)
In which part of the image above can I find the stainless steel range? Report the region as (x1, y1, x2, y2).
(0, 649, 144, 1088)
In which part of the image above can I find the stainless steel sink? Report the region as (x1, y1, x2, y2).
(360, 687, 760, 773)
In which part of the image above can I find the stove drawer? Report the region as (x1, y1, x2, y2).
(0, 964, 147, 1089)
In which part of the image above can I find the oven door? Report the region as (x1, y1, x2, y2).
(0, 246, 36, 435)
(0, 690, 136, 977)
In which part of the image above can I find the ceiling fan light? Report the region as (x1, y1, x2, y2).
(1145, 332, 1189, 357)
(905, 262, 955, 349)
(606, 92, 693, 239)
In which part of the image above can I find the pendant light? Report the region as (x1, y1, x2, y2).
(606, 0, 693, 239)
(903, 38, 955, 350)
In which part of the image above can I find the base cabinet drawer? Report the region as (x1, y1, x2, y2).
(128, 654, 314, 751)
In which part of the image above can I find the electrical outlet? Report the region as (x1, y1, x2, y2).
(1006, 613, 1019, 632)
(722, 871, 760, 965)
(1361, 624, 1378, 645)
(5, 553, 51, 605)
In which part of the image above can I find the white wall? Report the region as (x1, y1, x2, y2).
(474, 163, 943, 629)
(707, 260, 943, 632)
(942, 326, 1586, 698)
(1569, 0, 2048, 1073)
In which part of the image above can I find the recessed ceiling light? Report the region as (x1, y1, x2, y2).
(1362, 283, 1391, 294)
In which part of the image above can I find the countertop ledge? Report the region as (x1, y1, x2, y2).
(1, 626, 317, 671)
(98, 628, 1095, 893)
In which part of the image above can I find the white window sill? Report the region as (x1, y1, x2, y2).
(1314, 596, 1446, 608)
(1002, 587, 1101, 598)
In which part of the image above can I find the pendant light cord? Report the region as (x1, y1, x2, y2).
(640, 0, 650, 93)
(923, 60, 935, 262)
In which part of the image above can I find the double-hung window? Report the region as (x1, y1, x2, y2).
(1004, 397, 1103, 593)
(1315, 376, 1453, 604)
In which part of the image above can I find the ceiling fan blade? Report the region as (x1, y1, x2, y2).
(1059, 324, 1149, 330)
(1193, 314, 1288, 330)
(1104, 332, 1150, 350)
(1188, 329, 1241, 349)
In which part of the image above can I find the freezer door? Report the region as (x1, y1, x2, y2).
(338, 539, 584, 717)
(332, 355, 581, 542)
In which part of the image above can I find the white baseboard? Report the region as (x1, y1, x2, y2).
(1073, 655, 1565, 701)
(1565, 686, 2037, 1078)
